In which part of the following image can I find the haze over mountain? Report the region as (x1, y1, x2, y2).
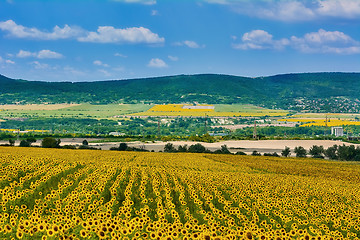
(1, 72, 360, 112)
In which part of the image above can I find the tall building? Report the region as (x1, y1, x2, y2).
(331, 127, 344, 137)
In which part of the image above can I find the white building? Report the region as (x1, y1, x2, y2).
(331, 127, 344, 137)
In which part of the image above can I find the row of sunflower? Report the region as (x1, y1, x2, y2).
(0, 147, 359, 239)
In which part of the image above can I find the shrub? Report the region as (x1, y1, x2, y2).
(235, 151, 247, 155)
(252, 151, 261, 156)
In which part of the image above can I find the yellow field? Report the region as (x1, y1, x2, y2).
(148, 104, 215, 112)
(291, 113, 360, 119)
(0, 147, 359, 239)
(279, 118, 360, 127)
(131, 104, 289, 117)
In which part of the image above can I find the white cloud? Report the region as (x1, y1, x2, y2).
(16, 49, 63, 59)
(0, 56, 15, 64)
(205, 0, 360, 21)
(112, 0, 156, 5)
(290, 29, 360, 54)
(37, 50, 63, 59)
(5, 59, 15, 64)
(147, 58, 168, 68)
(168, 55, 179, 61)
(317, 0, 360, 19)
(93, 60, 110, 67)
(151, 10, 159, 16)
(31, 61, 50, 69)
(16, 50, 33, 58)
(234, 29, 360, 54)
(174, 40, 204, 48)
(78, 26, 165, 44)
(0, 20, 164, 45)
(114, 53, 128, 58)
(0, 20, 84, 40)
(233, 30, 289, 50)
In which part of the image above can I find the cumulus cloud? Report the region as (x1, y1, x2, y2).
(147, 58, 168, 68)
(317, 0, 360, 19)
(0, 20, 84, 40)
(290, 29, 360, 54)
(16, 49, 63, 59)
(93, 60, 110, 67)
(233, 30, 289, 50)
(174, 40, 204, 48)
(205, 0, 360, 21)
(0, 20, 165, 45)
(37, 50, 63, 59)
(78, 26, 164, 44)
(151, 10, 159, 16)
(234, 29, 360, 54)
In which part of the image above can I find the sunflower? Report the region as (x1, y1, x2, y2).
(16, 231, 24, 239)
(78, 229, 87, 238)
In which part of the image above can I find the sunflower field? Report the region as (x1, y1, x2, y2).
(0, 147, 360, 240)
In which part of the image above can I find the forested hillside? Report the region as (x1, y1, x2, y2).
(1, 73, 360, 112)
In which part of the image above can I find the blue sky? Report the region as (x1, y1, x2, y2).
(0, 0, 360, 81)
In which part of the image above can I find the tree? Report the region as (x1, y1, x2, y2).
(177, 145, 188, 152)
(309, 145, 324, 158)
(294, 146, 307, 158)
(220, 145, 231, 154)
(188, 143, 206, 153)
(281, 146, 291, 157)
(19, 140, 31, 147)
(9, 139, 15, 146)
(41, 137, 61, 148)
(26, 137, 36, 144)
(118, 143, 128, 151)
(82, 139, 89, 146)
(164, 143, 176, 153)
(324, 145, 338, 160)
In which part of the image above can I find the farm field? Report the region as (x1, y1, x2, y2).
(279, 118, 360, 127)
(0, 104, 152, 120)
(0, 147, 359, 239)
(290, 113, 360, 119)
(130, 104, 289, 117)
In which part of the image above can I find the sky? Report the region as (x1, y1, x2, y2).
(0, 0, 360, 82)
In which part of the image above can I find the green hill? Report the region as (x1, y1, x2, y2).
(1, 72, 360, 112)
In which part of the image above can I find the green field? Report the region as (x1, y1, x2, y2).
(0, 104, 153, 119)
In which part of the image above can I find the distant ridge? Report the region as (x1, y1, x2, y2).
(1, 72, 360, 111)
